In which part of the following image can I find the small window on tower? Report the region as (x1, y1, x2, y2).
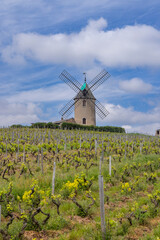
(83, 100, 86, 107)
(82, 118, 86, 124)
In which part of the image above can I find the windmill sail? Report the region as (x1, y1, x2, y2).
(88, 69, 111, 92)
(59, 70, 82, 93)
(59, 69, 111, 124)
(59, 98, 81, 119)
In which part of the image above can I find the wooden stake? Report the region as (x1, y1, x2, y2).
(99, 175, 106, 240)
(37, 148, 40, 166)
(109, 156, 111, 176)
(52, 161, 56, 195)
(23, 145, 25, 163)
(64, 137, 67, 151)
(41, 148, 44, 174)
(95, 139, 97, 155)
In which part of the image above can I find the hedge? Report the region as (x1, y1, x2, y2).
(11, 124, 25, 128)
(61, 122, 125, 133)
(30, 122, 59, 129)
(10, 122, 125, 133)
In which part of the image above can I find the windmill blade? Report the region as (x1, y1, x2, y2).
(87, 98, 109, 120)
(88, 69, 111, 92)
(59, 70, 82, 93)
(59, 98, 81, 119)
(95, 99, 109, 119)
(59, 98, 75, 119)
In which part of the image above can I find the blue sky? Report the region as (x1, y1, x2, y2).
(0, 0, 160, 134)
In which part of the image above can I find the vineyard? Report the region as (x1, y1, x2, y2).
(0, 128, 160, 240)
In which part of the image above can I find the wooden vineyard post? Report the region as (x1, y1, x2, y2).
(17, 139, 19, 158)
(23, 145, 25, 163)
(99, 153, 103, 175)
(16, 152, 18, 162)
(34, 132, 36, 145)
(95, 139, 97, 159)
(140, 143, 142, 154)
(48, 131, 50, 143)
(64, 137, 67, 151)
(43, 133, 45, 143)
(37, 148, 40, 167)
(99, 175, 106, 240)
(102, 141, 104, 162)
(109, 156, 111, 176)
(52, 161, 56, 195)
(107, 142, 110, 155)
(41, 148, 44, 174)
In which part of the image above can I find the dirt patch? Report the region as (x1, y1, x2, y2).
(104, 198, 132, 210)
(105, 202, 116, 209)
(120, 196, 133, 203)
(23, 230, 49, 240)
(136, 192, 147, 197)
(23, 229, 70, 240)
(126, 216, 160, 240)
(126, 226, 151, 240)
(149, 217, 160, 227)
(147, 185, 154, 193)
(68, 215, 94, 225)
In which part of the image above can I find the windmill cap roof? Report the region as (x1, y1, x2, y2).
(74, 83, 96, 100)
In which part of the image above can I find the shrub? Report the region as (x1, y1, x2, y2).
(61, 122, 125, 133)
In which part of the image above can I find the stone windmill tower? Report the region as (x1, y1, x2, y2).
(74, 74, 96, 125)
(59, 70, 111, 126)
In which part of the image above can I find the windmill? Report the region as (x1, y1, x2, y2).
(59, 69, 111, 126)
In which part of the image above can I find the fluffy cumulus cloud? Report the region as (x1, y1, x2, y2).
(105, 103, 160, 125)
(2, 18, 160, 67)
(119, 78, 152, 94)
(8, 83, 74, 103)
(101, 103, 160, 135)
(122, 123, 160, 135)
(0, 100, 40, 126)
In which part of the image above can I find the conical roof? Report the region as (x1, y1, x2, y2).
(74, 83, 96, 100)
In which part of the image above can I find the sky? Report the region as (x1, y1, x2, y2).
(0, 0, 160, 135)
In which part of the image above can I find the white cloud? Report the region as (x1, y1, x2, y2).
(122, 123, 160, 135)
(97, 103, 160, 135)
(2, 18, 160, 67)
(105, 103, 160, 125)
(0, 100, 40, 126)
(0, 0, 130, 48)
(122, 125, 132, 132)
(119, 78, 152, 94)
(8, 83, 74, 103)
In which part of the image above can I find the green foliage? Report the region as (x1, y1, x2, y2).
(30, 122, 59, 129)
(0, 127, 160, 239)
(61, 122, 125, 133)
(10, 124, 25, 128)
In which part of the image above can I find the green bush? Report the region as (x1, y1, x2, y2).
(10, 121, 125, 133)
(30, 122, 59, 129)
(61, 122, 125, 133)
(10, 124, 25, 128)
